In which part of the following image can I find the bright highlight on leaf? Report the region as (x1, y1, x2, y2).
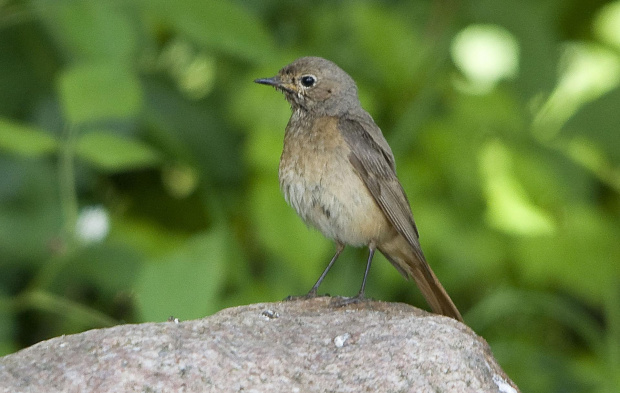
(479, 140, 556, 236)
(533, 43, 620, 140)
(157, 40, 217, 100)
(594, 0, 620, 51)
(451, 24, 520, 93)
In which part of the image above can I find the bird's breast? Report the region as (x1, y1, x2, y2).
(278, 115, 392, 246)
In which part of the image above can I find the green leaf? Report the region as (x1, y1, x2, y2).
(347, 3, 426, 90)
(37, 0, 137, 63)
(76, 131, 161, 172)
(58, 63, 142, 125)
(0, 118, 58, 157)
(135, 229, 229, 321)
(515, 206, 620, 305)
(141, 0, 273, 63)
(51, 243, 143, 297)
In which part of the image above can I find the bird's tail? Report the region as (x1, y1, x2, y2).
(379, 236, 463, 322)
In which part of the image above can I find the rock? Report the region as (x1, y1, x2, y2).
(0, 298, 519, 393)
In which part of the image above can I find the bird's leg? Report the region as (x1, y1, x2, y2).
(332, 245, 375, 306)
(356, 246, 375, 298)
(306, 242, 345, 297)
(285, 243, 344, 301)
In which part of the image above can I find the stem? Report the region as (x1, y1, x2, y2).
(59, 124, 79, 243)
(29, 124, 80, 291)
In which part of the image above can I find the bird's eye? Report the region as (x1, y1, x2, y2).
(300, 75, 316, 87)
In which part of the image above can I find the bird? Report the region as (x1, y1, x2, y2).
(255, 56, 463, 322)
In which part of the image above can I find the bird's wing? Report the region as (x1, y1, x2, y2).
(338, 117, 465, 322)
(337, 116, 423, 258)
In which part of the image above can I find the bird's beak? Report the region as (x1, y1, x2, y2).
(254, 76, 281, 87)
(255, 75, 297, 95)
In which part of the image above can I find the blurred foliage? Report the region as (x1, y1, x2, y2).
(0, 0, 619, 391)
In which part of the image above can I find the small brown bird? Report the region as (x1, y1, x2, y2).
(255, 57, 463, 322)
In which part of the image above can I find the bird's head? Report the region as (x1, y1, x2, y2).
(255, 57, 360, 115)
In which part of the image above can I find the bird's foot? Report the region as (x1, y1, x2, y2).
(283, 289, 330, 301)
(330, 294, 370, 307)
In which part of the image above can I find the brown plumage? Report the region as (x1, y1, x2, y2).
(255, 57, 463, 322)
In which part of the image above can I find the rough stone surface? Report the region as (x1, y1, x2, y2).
(0, 298, 519, 393)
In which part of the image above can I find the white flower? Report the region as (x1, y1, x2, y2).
(75, 205, 110, 243)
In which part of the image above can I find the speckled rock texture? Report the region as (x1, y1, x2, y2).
(0, 298, 519, 393)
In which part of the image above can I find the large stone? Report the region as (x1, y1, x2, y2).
(0, 298, 519, 392)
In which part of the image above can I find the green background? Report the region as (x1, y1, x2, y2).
(1, 0, 619, 391)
